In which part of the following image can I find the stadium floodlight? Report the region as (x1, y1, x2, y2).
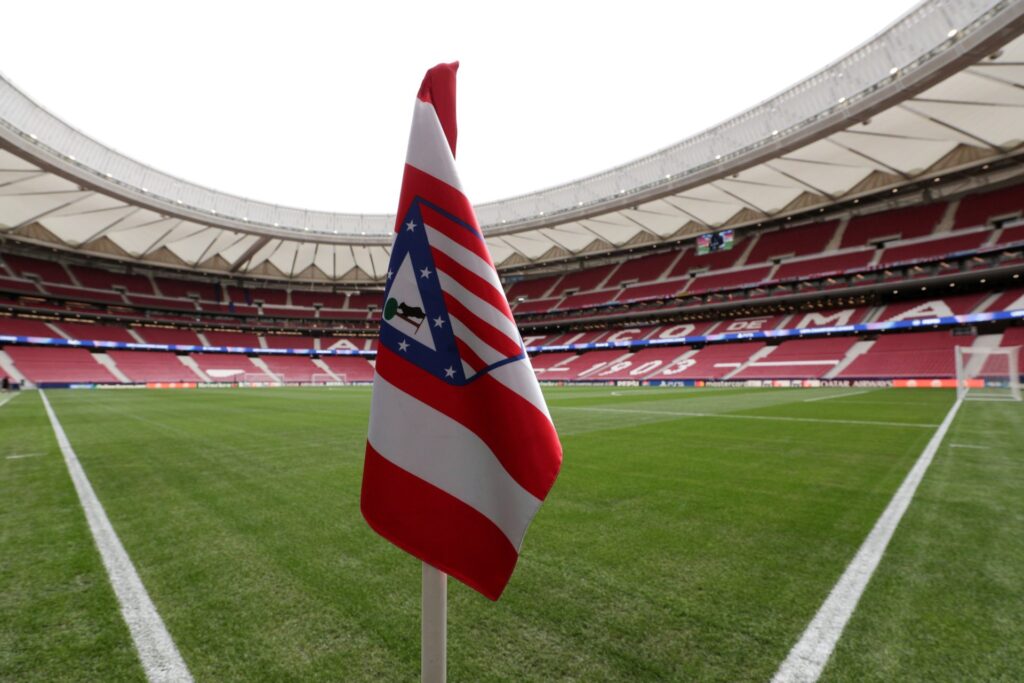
(955, 346, 1021, 402)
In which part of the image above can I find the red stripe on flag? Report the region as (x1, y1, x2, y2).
(453, 337, 486, 373)
(376, 346, 562, 500)
(416, 62, 459, 156)
(419, 203, 492, 266)
(394, 165, 480, 235)
(430, 247, 514, 321)
(443, 293, 522, 360)
(362, 443, 517, 601)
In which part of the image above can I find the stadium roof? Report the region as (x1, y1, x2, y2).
(1, 0, 1023, 282)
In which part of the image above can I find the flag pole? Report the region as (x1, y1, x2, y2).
(422, 562, 447, 683)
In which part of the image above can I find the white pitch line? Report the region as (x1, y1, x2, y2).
(558, 405, 938, 429)
(771, 396, 964, 683)
(802, 390, 872, 403)
(6, 452, 44, 460)
(0, 392, 20, 409)
(39, 391, 193, 683)
(949, 443, 990, 450)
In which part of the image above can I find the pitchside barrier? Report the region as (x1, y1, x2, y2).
(1, 308, 1022, 358)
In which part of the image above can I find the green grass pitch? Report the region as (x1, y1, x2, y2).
(1, 386, 1021, 681)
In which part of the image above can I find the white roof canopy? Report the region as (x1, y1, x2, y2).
(1, 0, 1022, 281)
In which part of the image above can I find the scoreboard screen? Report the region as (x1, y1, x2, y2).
(697, 229, 734, 255)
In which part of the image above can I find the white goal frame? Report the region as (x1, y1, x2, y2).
(311, 372, 346, 386)
(242, 372, 283, 387)
(955, 346, 1021, 401)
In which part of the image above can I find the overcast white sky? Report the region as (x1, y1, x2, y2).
(0, 1, 921, 214)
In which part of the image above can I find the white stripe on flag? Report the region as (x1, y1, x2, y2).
(487, 356, 554, 421)
(368, 375, 541, 548)
(437, 271, 521, 347)
(425, 225, 505, 295)
(405, 99, 462, 191)
(450, 315, 506, 367)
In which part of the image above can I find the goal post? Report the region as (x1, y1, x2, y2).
(242, 372, 283, 387)
(955, 346, 1021, 401)
(311, 372, 346, 386)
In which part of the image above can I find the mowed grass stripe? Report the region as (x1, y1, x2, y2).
(0, 391, 145, 682)
(29, 387, 953, 681)
(820, 399, 1024, 682)
(40, 391, 193, 683)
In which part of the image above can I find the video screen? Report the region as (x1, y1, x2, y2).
(697, 229, 734, 255)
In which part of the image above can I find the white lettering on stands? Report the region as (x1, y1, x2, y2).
(795, 309, 855, 328)
(885, 299, 955, 322)
(726, 318, 770, 332)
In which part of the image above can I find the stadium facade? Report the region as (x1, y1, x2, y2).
(1, 0, 1023, 389)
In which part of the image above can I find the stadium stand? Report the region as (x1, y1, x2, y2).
(837, 331, 976, 379)
(953, 185, 1024, 229)
(106, 350, 201, 383)
(745, 221, 839, 263)
(5, 347, 117, 384)
(319, 355, 376, 382)
(260, 356, 321, 383)
(840, 203, 945, 247)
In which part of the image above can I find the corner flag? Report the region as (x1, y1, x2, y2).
(361, 62, 562, 601)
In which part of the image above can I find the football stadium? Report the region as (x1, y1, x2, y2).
(2, 1, 1024, 681)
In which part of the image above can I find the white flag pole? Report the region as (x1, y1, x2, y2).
(422, 562, 447, 683)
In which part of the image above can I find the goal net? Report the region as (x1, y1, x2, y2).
(955, 346, 1021, 401)
(311, 373, 346, 386)
(242, 372, 283, 387)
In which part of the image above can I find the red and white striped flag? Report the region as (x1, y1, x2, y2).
(361, 62, 562, 601)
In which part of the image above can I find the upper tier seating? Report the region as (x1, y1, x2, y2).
(544, 330, 608, 346)
(291, 290, 347, 308)
(953, 185, 1024, 229)
(746, 221, 839, 263)
(688, 266, 772, 295)
(615, 279, 688, 303)
(985, 288, 1024, 312)
(997, 224, 1024, 246)
(134, 327, 204, 346)
(506, 276, 559, 301)
(602, 251, 679, 288)
(70, 265, 154, 294)
(264, 335, 316, 349)
(154, 277, 218, 300)
(106, 351, 200, 383)
(875, 294, 985, 322)
(0, 317, 59, 337)
(877, 231, 991, 267)
(3, 254, 73, 284)
(57, 321, 136, 343)
(774, 250, 874, 281)
(548, 265, 617, 297)
(5, 347, 117, 384)
(841, 203, 945, 247)
(204, 331, 261, 347)
(667, 245, 744, 278)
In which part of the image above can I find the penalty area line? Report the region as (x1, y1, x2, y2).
(39, 391, 193, 683)
(558, 405, 938, 429)
(802, 390, 872, 403)
(771, 396, 964, 683)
